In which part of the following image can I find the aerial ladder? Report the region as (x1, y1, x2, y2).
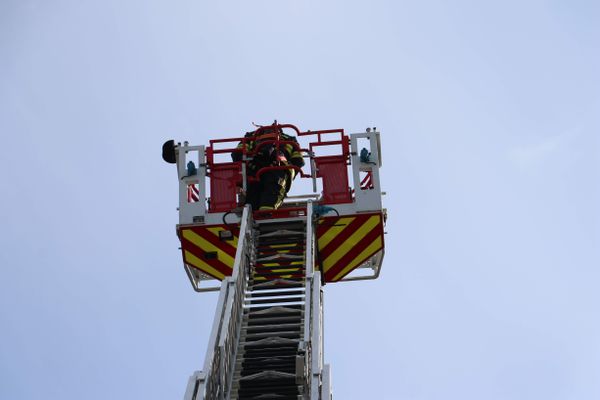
(163, 123, 386, 399)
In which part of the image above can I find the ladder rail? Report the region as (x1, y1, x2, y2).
(322, 364, 332, 400)
(185, 206, 253, 400)
(185, 280, 227, 400)
(185, 203, 330, 399)
(310, 272, 323, 400)
(306, 201, 326, 399)
(219, 224, 252, 398)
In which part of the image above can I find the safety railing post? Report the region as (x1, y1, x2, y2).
(350, 132, 382, 212)
(177, 144, 207, 224)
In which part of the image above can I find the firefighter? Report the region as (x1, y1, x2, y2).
(232, 123, 304, 210)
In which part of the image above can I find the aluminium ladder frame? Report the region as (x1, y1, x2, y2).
(184, 202, 331, 400)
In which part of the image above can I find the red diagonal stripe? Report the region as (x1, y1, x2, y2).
(323, 221, 383, 282)
(180, 236, 233, 277)
(317, 214, 371, 260)
(360, 172, 372, 186)
(187, 226, 238, 258)
(179, 248, 225, 280)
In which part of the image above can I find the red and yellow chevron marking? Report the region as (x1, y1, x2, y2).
(178, 224, 239, 280)
(253, 242, 306, 281)
(317, 212, 384, 282)
(253, 259, 305, 282)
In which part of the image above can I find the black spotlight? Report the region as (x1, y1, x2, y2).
(162, 140, 177, 164)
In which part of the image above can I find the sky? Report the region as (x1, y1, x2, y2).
(1, 0, 599, 399)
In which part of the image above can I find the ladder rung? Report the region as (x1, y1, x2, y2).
(259, 229, 305, 238)
(247, 289, 305, 298)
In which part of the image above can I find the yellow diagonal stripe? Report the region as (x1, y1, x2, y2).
(256, 268, 301, 274)
(252, 274, 299, 281)
(332, 236, 382, 281)
(206, 227, 239, 248)
(322, 215, 380, 273)
(184, 250, 226, 280)
(182, 229, 235, 267)
(318, 217, 355, 250)
(261, 261, 304, 267)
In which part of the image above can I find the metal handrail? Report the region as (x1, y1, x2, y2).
(310, 272, 323, 399)
(219, 248, 249, 397)
(187, 206, 253, 400)
(203, 125, 352, 213)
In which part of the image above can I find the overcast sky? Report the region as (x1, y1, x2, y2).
(1, 1, 599, 399)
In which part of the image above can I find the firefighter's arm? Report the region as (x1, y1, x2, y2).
(231, 133, 254, 162)
(231, 142, 244, 162)
(283, 136, 305, 168)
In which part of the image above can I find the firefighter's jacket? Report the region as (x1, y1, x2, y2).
(231, 130, 305, 177)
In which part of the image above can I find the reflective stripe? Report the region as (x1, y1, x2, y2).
(274, 178, 287, 208)
(236, 142, 252, 151)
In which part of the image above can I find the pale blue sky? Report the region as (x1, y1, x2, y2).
(1, 1, 599, 399)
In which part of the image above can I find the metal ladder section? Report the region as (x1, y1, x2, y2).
(184, 204, 332, 400)
(230, 218, 307, 399)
